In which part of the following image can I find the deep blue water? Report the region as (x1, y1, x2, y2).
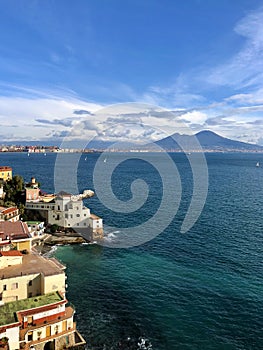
(0, 152, 263, 349)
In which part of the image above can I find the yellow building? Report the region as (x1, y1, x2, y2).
(0, 253, 66, 304)
(0, 249, 86, 350)
(0, 221, 32, 252)
(0, 166, 12, 181)
(0, 292, 86, 350)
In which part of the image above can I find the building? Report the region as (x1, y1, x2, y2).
(0, 252, 66, 303)
(0, 221, 32, 252)
(0, 184, 4, 199)
(0, 167, 12, 182)
(0, 251, 85, 350)
(26, 222, 45, 237)
(0, 207, 20, 222)
(0, 250, 23, 269)
(0, 291, 85, 350)
(25, 178, 40, 202)
(25, 185, 103, 242)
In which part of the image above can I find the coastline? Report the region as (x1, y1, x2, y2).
(32, 231, 87, 255)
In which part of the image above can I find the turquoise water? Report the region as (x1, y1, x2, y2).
(1, 152, 263, 349)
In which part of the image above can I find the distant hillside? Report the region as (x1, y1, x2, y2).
(3, 130, 262, 152)
(155, 130, 263, 151)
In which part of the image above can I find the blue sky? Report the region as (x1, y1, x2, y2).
(1, 0, 263, 144)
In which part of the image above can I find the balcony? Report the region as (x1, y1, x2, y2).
(21, 324, 86, 350)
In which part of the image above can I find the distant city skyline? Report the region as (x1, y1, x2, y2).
(1, 0, 263, 145)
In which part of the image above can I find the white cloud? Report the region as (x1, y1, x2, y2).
(205, 8, 263, 89)
(0, 94, 102, 140)
(179, 110, 208, 125)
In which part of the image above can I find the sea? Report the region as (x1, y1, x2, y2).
(0, 151, 263, 350)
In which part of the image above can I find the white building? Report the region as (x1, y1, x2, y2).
(25, 191, 103, 242)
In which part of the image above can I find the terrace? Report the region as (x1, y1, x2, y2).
(0, 292, 64, 327)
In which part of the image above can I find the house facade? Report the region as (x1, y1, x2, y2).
(0, 253, 66, 304)
(0, 167, 12, 182)
(0, 221, 32, 252)
(26, 222, 45, 237)
(0, 249, 85, 349)
(0, 292, 85, 350)
(25, 188, 103, 242)
(0, 207, 20, 222)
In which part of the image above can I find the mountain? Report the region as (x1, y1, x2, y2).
(155, 130, 263, 151)
(3, 131, 262, 152)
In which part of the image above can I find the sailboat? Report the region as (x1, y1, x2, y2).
(256, 162, 260, 167)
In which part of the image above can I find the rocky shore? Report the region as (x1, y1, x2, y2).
(33, 231, 87, 255)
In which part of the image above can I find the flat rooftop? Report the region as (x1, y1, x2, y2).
(0, 291, 63, 326)
(0, 252, 65, 279)
(26, 221, 43, 225)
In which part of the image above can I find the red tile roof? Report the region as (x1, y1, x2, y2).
(0, 250, 23, 256)
(0, 207, 18, 215)
(0, 221, 30, 240)
(0, 166, 12, 171)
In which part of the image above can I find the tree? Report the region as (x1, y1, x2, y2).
(3, 175, 25, 205)
(50, 224, 59, 233)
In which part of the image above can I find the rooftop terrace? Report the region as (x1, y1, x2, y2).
(0, 291, 63, 326)
(0, 252, 65, 279)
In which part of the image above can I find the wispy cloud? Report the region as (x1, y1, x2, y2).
(35, 118, 74, 127)
(204, 7, 263, 89)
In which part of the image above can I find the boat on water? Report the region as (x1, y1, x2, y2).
(256, 162, 260, 167)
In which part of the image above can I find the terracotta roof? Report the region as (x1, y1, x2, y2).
(0, 251, 23, 257)
(0, 207, 18, 215)
(0, 166, 12, 171)
(0, 221, 30, 240)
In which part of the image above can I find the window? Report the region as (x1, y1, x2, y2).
(3, 284, 7, 291)
(76, 214, 80, 217)
(29, 280, 32, 286)
(11, 282, 18, 290)
(65, 214, 68, 219)
(28, 316, 33, 324)
(28, 331, 33, 341)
